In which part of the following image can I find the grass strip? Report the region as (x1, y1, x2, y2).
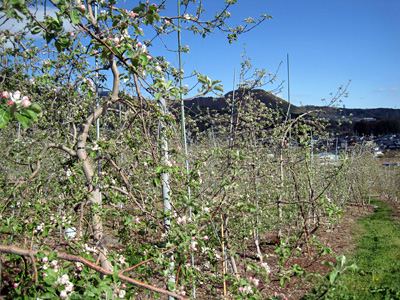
(305, 199, 400, 299)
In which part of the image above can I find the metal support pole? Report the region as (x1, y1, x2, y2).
(158, 97, 174, 299)
(177, 1, 195, 297)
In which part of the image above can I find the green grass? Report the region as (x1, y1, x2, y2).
(305, 199, 400, 299)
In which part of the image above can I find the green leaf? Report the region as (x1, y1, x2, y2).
(11, 0, 24, 5)
(31, 26, 42, 35)
(113, 264, 119, 282)
(70, 9, 80, 25)
(15, 112, 30, 128)
(45, 33, 55, 44)
(48, 252, 57, 261)
(247, 204, 257, 213)
(125, 51, 134, 59)
(336, 254, 346, 269)
(321, 260, 334, 268)
(329, 269, 339, 285)
(0, 109, 10, 128)
(43, 269, 57, 285)
(347, 263, 358, 271)
(40, 292, 56, 299)
(153, 177, 160, 186)
(55, 40, 61, 52)
(280, 276, 286, 287)
(22, 109, 38, 122)
(214, 85, 224, 92)
(29, 103, 42, 115)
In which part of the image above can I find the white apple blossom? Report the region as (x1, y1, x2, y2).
(60, 290, 68, 298)
(118, 290, 126, 298)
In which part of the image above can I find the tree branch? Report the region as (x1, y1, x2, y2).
(0, 244, 188, 300)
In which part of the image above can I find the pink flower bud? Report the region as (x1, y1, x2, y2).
(21, 96, 31, 107)
(2, 91, 9, 98)
(22, 99, 31, 108)
(7, 100, 13, 106)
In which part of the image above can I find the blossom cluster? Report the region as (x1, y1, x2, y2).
(238, 285, 252, 294)
(198, 245, 221, 261)
(200, 205, 210, 213)
(273, 292, 288, 300)
(261, 262, 271, 274)
(82, 243, 98, 254)
(177, 285, 186, 297)
(65, 168, 76, 177)
(74, 0, 86, 11)
(58, 215, 73, 228)
(2, 90, 31, 108)
(176, 215, 191, 224)
(34, 222, 45, 234)
(82, 78, 95, 91)
(112, 284, 127, 298)
(56, 274, 74, 298)
(249, 276, 260, 287)
(41, 257, 59, 272)
(117, 254, 127, 265)
(41, 258, 73, 297)
(75, 262, 83, 272)
(190, 237, 198, 251)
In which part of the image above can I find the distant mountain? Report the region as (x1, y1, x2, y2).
(305, 106, 400, 121)
(181, 89, 305, 118)
(181, 89, 400, 121)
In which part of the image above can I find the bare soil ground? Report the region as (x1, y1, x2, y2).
(191, 203, 377, 300)
(251, 204, 375, 299)
(274, 204, 375, 299)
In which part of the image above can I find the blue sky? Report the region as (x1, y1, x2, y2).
(170, 0, 400, 109)
(1, 0, 399, 109)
